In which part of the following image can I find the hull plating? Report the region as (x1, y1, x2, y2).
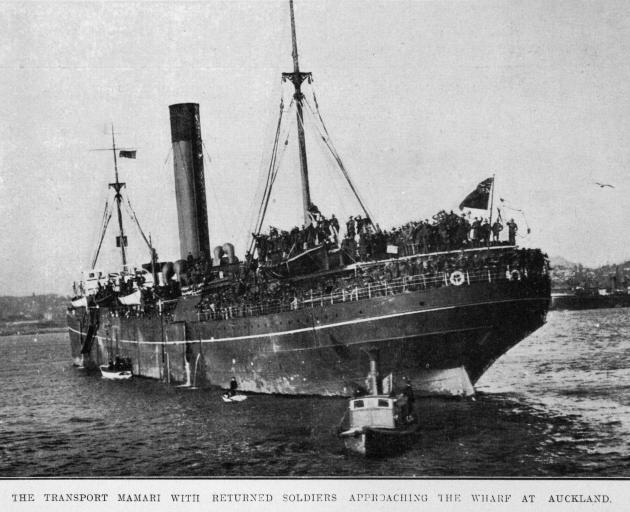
(67, 278, 549, 396)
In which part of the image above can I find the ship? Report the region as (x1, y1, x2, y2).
(551, 289, 630, 311)
(550, 263, 630, 311)
(67, 1, 551, 398)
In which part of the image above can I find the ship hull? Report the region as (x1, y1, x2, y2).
(551, 293, 630, 311)
(68, 275, 549, 397)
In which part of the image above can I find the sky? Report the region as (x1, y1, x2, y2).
(1, 0, 630, 296)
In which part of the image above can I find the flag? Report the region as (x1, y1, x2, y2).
(459, 177, 493, 210)
(119, 150, 136, 159)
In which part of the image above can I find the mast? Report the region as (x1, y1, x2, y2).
(284, 0, 312, 225)
(488, 173, 495, 248)
(109, 124, 127, 266)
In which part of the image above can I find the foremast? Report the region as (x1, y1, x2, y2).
(90, 125, 150, 271)
(109, 125, 127, 266)
(283, 0, 313, 225)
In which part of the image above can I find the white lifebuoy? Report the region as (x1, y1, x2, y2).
(510, 270, 521, 281)
(450, 270, 465, 286)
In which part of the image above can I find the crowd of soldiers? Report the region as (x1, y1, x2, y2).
(191, 206, 525, 319)
(82, 272, 148, 303)
(383, 210, 520, 256)
(89, 270, 180, 316)
(252, 205, 341, 265)
(81, 205, 527, 321)
(197, 246, 548, 321)
(253, 206, 520, 265)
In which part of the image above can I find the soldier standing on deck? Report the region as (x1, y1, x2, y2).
(330, 214, 339, 231)
(471, 218, 481, 247)
(346, 216, 355, 238)
(492, 219, 503, 243)
(507, 218, 518, 245)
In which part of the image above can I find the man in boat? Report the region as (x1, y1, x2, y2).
(229, 377, 238, 397)
(400, 379, 415, 423)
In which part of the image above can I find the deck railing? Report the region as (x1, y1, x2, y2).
(197, 266, 528, 322)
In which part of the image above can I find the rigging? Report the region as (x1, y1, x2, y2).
(249, 1, 377, 254)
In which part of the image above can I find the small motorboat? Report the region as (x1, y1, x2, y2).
(221, 393, 248, 403)
(338, 394, 418, 457)
(99, 365, 132, 380)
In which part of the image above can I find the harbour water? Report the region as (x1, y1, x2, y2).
(1, 309, 629, 477)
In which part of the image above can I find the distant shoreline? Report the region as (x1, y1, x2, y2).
(0, 323, 66, 337)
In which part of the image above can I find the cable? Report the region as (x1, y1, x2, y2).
(302, 94, 376, 226)
(499, 199, 531, 236)
(124, 198, 152, 253)
(249, 98, 297, 253)
(91, 201, 113, 269)
(249, 99, 287, 252)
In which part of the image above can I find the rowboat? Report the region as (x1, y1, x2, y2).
(221, 393, 247, 403)
(99, 365, 132, 380)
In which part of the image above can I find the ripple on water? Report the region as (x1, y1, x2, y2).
(1, 314, 630, 476)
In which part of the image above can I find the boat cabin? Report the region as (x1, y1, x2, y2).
(82, 270, 106, 295)
(79, 266, 154, 297)
(348, 396, 397, 430)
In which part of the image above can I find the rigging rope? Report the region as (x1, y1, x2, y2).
(252, 100, 286, 240)
(498, 200, 531, 237)
(249, 98, 295, 254)
(302, 102, 354, 221)
(91, 200, 113, 269)
(162, 146, 172, 166)
(302, 95, 377, 227)
(200, 138, 232, 247)
(124, 198, 153, 253)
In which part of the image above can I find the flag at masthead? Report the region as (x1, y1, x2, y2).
(109, 125, 127, 266)
(459, 177, 494, 211)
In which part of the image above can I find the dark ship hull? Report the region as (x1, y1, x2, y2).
(68, 264, 549, 397)
(551, 292, 630, 311)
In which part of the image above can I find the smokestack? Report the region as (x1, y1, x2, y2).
(169, 103, 210, 261)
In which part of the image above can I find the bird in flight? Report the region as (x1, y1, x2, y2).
(594, 182, 615, 188)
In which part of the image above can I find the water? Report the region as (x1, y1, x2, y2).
(1, 309, 629, 477)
